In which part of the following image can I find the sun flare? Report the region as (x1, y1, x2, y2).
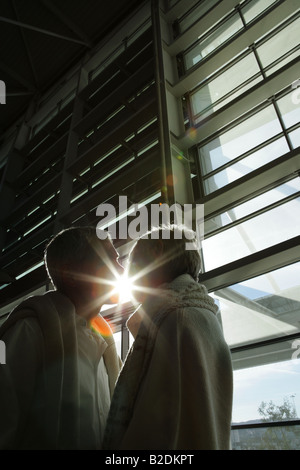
(113, 273, 135, 303)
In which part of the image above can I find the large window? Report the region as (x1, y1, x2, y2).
(190, 51, 262, 120)
(197, 86, 300, 194)
(170, 0, 300, 447)
(212, 262, 300, 347)
(256, 15, 300, 76)
(202, 178, 300, 270)
(179, 0, 295, 77)
(184, 7, 300, 132)
(199, 104, 284, 192)
(214, 262, 300, 447)
(184, 11, 244, 70)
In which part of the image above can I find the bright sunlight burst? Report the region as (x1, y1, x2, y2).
(112, 272, 134, 303)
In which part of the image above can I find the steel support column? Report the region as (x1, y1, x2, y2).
(151, 0, 174, 205)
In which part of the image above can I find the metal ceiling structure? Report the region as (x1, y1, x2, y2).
(0, 0, 142, 137)
(0, 0, 160, 307)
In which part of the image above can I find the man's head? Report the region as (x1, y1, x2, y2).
(44, 226, 123, 317)
(128, 225, 201, 303)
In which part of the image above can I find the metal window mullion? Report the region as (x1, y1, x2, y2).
(193, 57, 299, 149)
(263, 44, 300, 76)
(192, 41, 298, 125)
(176, 0, 223, 31)
(180, 0, 294, 74)
(272, 98, 294, 151)
(196, 96, 272, 149)
(183, 6, 240, 57)
(192, 70, 263, 122)
(199, 235, 300, 294)
(204, 191, 300, 240)
(286, 122, 300, 135)
(230, 331, 300, 356)
(168, 0, 240, 55)
(172, 1, 298, 98)
(183, 91, 194, 127)
(189, 46, 251, 96)
(232, 419, 300, 430)
(251, 43, 267, 79)
(254, 8, 300, 49)
(191, 145, 205, 200)
(204, 169, 300, 221)
(201, 131, 286, 180)
(236, 2, 247, 28)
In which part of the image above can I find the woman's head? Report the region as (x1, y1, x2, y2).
(128, 225, 201, 302)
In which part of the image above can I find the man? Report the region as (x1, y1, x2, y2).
(0, 226, 122, 449)
(103, 225, 233, 450)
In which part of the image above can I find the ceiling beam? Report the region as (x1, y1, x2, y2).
(6, 91, 35, 97)
(41, 0, 93, 48)
(11, 0, 39, 88)
(0, 60, 36, 92)
(0, 15, 90, 46)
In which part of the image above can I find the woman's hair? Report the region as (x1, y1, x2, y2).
(44, 226, 114, 293)
(129, 225, 202, 283)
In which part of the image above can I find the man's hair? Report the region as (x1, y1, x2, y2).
(44, 226, 114, 293)
(129, 225, 202, 282)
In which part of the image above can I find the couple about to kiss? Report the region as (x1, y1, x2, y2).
(0, 224, 233, 450)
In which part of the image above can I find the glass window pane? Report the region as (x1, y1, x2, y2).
(199, 106, 282, 174)
(113, 331, 122, 358)
(265, 49, 300, 77)
(205, 178, 300, 234)
(231, 357, 300, 428)
(184, 13, 244, 69)
(203, 137, 289, 193)
(191, 53, 261, 117)
(289, 128, 300, 149)
(210, 77, 263, 117)
(202, 197, 300, 270)
(277, 91, 300, 129)
(242, 0, 278, 24)
(212, 263, 300, 347)
(232, 421, 300, 449)
(257, 17, 300, 69)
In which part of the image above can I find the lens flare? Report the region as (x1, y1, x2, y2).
(90, 315, 113, 337)
(187, 126, 197, 141)
(112, 272, 134, 303)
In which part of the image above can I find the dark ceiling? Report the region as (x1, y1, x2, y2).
(0, 0, 143, 137)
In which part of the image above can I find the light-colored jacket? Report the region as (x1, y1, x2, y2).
(0, 290, 121, 449)
(103, 274, 233, 450)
